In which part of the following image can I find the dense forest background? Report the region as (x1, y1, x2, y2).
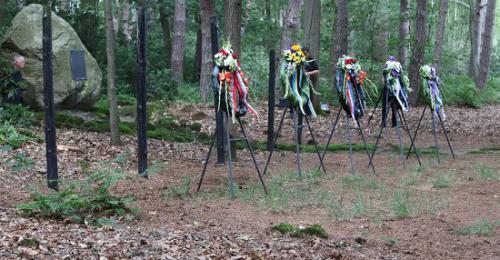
(0, 0, 499, 107)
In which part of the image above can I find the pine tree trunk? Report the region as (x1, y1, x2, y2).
(280, 0, 302, 52)
(476, 0, 496, 89)
(399, 0, 410, 68)
(433, 0, 449, 69)
(121, 0, 131, 43)
(193, 14, 202, 82)
(171, 0, 186, 83)
(469, 0, 487, 81)
(159, 2, 172, 68)
(223, 0, 242, 55)
(200, 0, 215, 101)
(374, 0, 389, 62)
(333, 0, 348, 63)
(223, 0, 243, 159)
(303, 0, 321, 110)
(409, 0, 428, 106)
(104, 0, 121, 146)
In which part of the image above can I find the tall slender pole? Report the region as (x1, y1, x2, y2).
(267, 49, 276, 151)
(210, 16, 224, 164)
(136, 7, 148, 177)
(43, 1, 58, 191)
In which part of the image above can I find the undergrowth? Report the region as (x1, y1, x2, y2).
(17, 154, 137, 226)
(271, 223, 328, 238)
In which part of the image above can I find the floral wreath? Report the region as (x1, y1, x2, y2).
(280, 44, 319, 118)
(214, 43, 258, 122)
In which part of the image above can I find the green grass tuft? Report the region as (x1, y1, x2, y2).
(272, 223, 328, 238)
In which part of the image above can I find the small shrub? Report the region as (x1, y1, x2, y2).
(7, 152, 34, 172)
(0, 104, 35, 127)
(164, 176, 192, 202)
(391, 190, 411, 219)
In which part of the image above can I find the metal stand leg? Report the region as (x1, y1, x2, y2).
(237, 118, 268, 194)
(430, 110, 440, 164)
(197, 134, 216, 192)
(398, 109, 422, 166)
(366, 91, 383, 129)
(406, 106, 426, 159)
(395, 111, 406, 169)
(320, 108, 342, 163)
(304, 116, 327, 174)
(346, 117, 355, 175)
(368, 103, 390, 167)
(292, 111, 302, 179)
(356, 119, 376, 175)
(436, 112, 455, 159)
(225, 115, 236, 198)
(263, 106, 288, 176)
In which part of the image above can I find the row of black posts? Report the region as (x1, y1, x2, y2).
(43, 6, 149, 190)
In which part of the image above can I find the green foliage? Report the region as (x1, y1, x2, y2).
(474, 163, 499, 181)
(271, 223, 328, 238)
(0, 122, 35, 149)
(381, 236, 398, 247)
(441, 76, 482, 108)
(17, 155, 136, 225)
(457, 219, 499, 236)
(0, 104, 35, 127)
(6, 152, 34, 172)
(164, 176, 192, 203)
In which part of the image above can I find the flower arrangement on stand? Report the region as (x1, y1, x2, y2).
(213, 43, 258, 123)
(420, 65, 445, 118)
(383, 57, 411, 112)
(280, 44, 319, 118)
(335, 55, 368, 120)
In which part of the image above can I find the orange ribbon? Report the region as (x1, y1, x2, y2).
(218, 72, 233, 83)
(359, 71, 367, 85)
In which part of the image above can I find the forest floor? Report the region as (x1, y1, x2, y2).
(1, 104, 499, 259)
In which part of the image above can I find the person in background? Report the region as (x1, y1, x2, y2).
(0, 54, 26, 104)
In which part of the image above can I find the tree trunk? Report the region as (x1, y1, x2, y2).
(104, 0, 121, 146)
(432, 0, 449, 69)
(399, 0, 410, 67)
(200, 0, 215, 100)
(120, 0, 132, 43)
(223, 0, 242, 55)
(159, 2, 171, 68)
(223, 0, 243, 159)
(333, 0, 348, 63)
(171, 0, 186, 83)
(280, 0, 302, 53)
(469, 0, 488, 81)
(373, 0, 389, 62)
(476, 0, 496, 89)
(193, 14, 202, 82)
(409, 0, 428, 106)
(303, 0, 321, 110)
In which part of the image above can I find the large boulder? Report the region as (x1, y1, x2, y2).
(0, 4, 102, 109)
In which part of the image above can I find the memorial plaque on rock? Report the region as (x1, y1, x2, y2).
(70, 49, 87, 81)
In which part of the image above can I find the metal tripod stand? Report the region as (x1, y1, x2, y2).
(262, 103, 327, 178)
(405, 106, 455, 164)
(197, 113, 267, 199)
(368, 88, 422, 168)
(321, 108, 376, 175)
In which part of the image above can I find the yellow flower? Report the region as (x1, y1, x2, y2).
(291, 44, 301, 52)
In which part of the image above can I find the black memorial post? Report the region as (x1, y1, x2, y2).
(136, 7, 148, 177)
(267, 50, 276, 151)
(43, 1, 58, 190)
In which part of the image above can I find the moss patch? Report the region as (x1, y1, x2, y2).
(271, 223, 328, 238)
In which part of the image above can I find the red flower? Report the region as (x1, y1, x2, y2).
(232, 53, 238, 59)
(219, 49, 228, 56)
